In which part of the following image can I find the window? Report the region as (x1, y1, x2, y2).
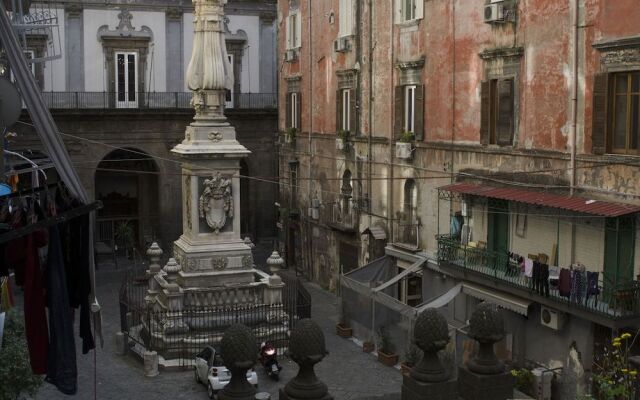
(286, 92, 301, 129)
(395, 0, 424, 23)
(115, 51, 138, 108)
(289, 161, 299, 209)
(336, 88, 355, 132)
(286, 11, 301, 49)
(404, 85, 416, 133)
(480, 78, 515, 146)
(394, 85, 424, 139)
(338, 0, 354, 37)
(609, 72, 640, 154)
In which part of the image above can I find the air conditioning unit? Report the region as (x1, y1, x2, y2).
(333, 37, 350, 53)
(284, 49, 298, 62)
(484, 3, 505, 23)
(540, 306, 565, 330)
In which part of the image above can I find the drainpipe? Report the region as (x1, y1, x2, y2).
(388, 0, 395, 242)
(570, 0, 579, 195)
(307, 0, 313, 279)
(367, 0, 373, 230)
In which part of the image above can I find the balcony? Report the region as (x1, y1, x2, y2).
(392, 215, 421, 251)
(29, 92, 277, 110)
(436, 235, 640, 324)
(327, 199, 359, 233)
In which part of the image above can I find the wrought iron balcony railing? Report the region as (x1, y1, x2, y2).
(28, 92, 277, 110)
(437, 235, 640, 320)
(392, 216, 421, 250)
(327, 199, 359, 232)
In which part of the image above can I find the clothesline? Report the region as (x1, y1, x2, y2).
(0, 201, 102, 244)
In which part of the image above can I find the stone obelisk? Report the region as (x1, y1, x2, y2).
(172, 0, 253, 288)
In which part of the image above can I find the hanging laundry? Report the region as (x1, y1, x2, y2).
(524, 258, 534, 278)
(586, 271, 600, 306)
(559, 268, 572, 298)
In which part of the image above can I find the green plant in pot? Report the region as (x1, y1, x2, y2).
(399, 130, 415, 143)
(0, 310, 43, 400)
(376, 326, 398, 366)
(115, 220, 135, 259)
(286, 127, 297, 145)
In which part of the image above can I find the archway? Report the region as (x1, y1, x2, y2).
(94, 148, 159, 251)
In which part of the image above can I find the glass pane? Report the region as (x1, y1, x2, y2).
(633, 73, 640, 93)
(616, 74, 629, 94)
(633, 95, 639, 150)
(117, 54, 125, 102)
(405, 0, 413, 20)
(613, 95, 628, 150)
(128, 54, 136, 101)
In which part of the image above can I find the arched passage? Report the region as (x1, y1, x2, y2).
(95, 148, 159, 250)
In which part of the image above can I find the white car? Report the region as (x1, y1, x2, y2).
(194, 345, 259, 399)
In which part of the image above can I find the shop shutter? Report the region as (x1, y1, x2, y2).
(592, 73, 608, 155)
(480, 80, 490, 145)
(394, 85, 404, 139)
(414, 84, 424, 140)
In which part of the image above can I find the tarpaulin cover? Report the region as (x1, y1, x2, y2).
(345, 256, 396, 287)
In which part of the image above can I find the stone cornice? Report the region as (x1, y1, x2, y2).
(395, 58, 425, 71)
(593, 35, 640, 51)
(479, 46, 524, 60)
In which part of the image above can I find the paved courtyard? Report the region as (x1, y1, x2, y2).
(31, 260, 402, 400)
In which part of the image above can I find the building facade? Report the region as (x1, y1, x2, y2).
(277, 0, 640, 370)
(3, 0, 278, 253)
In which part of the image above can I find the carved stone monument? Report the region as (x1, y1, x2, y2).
(458, 303, 514, 400)
(141, 0, 287, 362)
(401, 308, 457, 400)
(280, 319, 333, 400)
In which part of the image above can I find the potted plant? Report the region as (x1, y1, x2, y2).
(336, 129, 350, 151)
(286, 127, 297, 145)
(396, 130, 414, 160)
(363, 338, 375, 353)
(335, 300, 353, 338)
(400, 344, 422, 375)
(115, 220, 135, 259)
(0, 310, 43, 400)
(376, 326, 398, 367)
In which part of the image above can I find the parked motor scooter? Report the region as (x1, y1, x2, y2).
(260, 342, 282, 381)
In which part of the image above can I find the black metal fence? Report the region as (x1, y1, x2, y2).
(33, 92, 277, 110)
(119, 269, 311, 366)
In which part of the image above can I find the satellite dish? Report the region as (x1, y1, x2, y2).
(0, 77, 22, 128)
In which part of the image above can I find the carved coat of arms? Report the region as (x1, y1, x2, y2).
(199, 172, 233, 233)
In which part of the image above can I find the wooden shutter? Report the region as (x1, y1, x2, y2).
(286, 92, 292, 128)
(496, 78, 514, 146)
(415, 0, 424, 20)
(350, 89, 357, 134)
(414, 84, 424, 140)
(592, 73, 608, 155)
(336, 89, 343, 132)
(480, 80, 490, 145)
(394, 85, 404, 139)
(296, 92, 302, 131)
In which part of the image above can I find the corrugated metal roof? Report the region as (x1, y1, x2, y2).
(362, 226, 387, 240)
(439, 183, 640, 217)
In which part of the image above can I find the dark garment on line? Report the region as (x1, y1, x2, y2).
(559, 268, 572, 298)
(570, 269, 586, 304)
(45, 226, 77, 395)
(586, 271, 600, 306)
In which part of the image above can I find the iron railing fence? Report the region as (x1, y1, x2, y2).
(119, 269, 311, 366)
(30, 92, 277, 110)
(437, 235, 640, 319)
(392, 217, 421, 249)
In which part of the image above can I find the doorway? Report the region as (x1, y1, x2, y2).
(487, 199, 509, 254)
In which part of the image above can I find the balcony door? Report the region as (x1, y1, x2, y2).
(487, 199, 509, 254)
(115, 51, 138, 108)
(604, 216, 635, 296)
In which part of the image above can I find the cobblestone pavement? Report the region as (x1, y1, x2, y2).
(27, 264, 402, 400)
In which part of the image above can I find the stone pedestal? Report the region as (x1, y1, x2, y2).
(458, 367, 514, 400)
(114, 331, 128, 356)
(279, 389, 333, 400)
(401, 374, 457, 400)
(144, 350, 159, 377)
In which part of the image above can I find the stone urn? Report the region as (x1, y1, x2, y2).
(266, 250, 285, 274)
(411, 308, 451, 383)
(467, 302, 505, 375)
(218, 324, 258, 400)
(280, 319, 333, 400)
(146, 242, 163, 274)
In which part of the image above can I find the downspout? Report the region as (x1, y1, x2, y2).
(388, 0, 395, 243)
(570, 0, 579, 195)
(307, 0, 313, 279)
(367, 0, 373, 230)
